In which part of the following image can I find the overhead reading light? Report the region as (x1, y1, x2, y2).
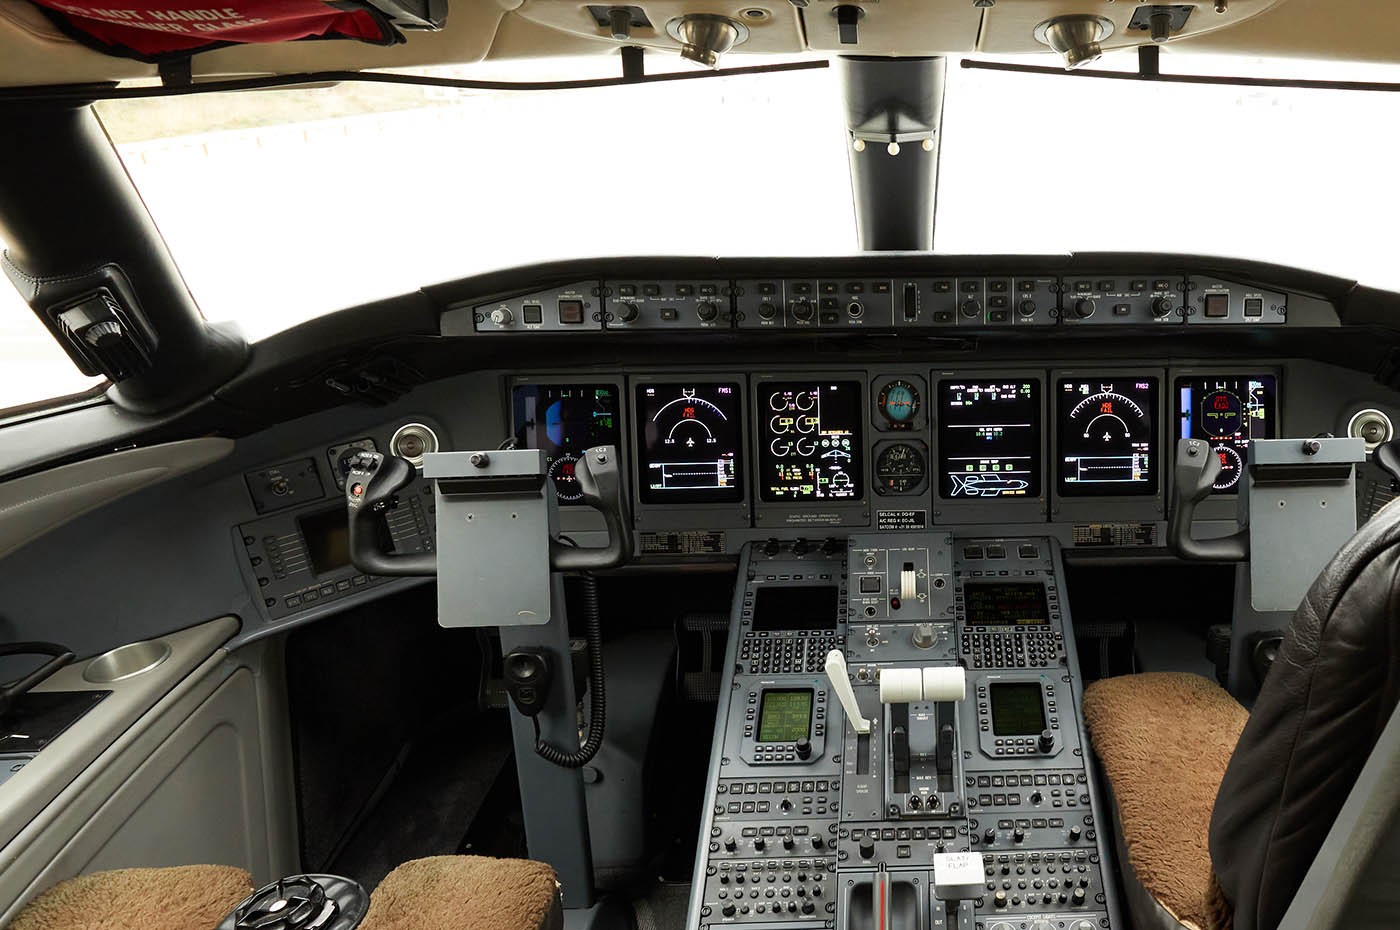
(1034, 14, 1115, 70)
(666, 14, 749, 68)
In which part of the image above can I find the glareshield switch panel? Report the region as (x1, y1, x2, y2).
(473, 282, 602, 332)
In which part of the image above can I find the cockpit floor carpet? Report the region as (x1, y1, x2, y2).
(630, 881, 692, 930)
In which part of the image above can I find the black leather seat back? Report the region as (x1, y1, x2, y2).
(1210, 501, 1400, 930)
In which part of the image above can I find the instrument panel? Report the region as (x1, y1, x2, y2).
(510, 365, 1282, 551)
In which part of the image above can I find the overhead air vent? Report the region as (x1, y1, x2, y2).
(48, 287, 157, 382)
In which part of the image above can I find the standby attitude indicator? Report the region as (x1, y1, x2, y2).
(1057, 377, 1159, 496)
(636, 382, 744, 504)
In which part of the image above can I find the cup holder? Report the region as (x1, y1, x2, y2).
(83, 640, 172, 683)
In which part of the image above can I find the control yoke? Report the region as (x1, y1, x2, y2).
(344, 445, 633, 578)
(1168, 438, 1250, 562)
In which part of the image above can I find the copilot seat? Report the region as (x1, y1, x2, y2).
(1082, 500, 1400, 930)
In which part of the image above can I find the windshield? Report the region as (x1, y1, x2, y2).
(87, 52, 1400, 341)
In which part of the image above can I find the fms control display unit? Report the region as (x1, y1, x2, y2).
(687, 533, 1120, 930)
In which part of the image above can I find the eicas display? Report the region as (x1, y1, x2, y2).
(758, 382, 863, 502)
(1175, 375, 1277, 492)
(937, 380, 1041, 499)
(1056, 377, 1159, 497)
(512, 384, 621, 504)
(635, 382, 744, 504)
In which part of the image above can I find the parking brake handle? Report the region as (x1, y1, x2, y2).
(1167, 438, 1250, 562)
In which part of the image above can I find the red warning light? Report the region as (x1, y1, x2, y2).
(683, 406, 696, 419)
(1100, 401, 1114, 413)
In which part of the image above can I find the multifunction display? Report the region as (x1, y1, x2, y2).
(512, 383, 621, 504)
(757, 689, 813, 743)
(635, 382, 744, 504)
(753, 585, 840, 631)
(964, 582, 1050, 626)
(990, 682, 1048, 736)
(1175, 375, 1277, 492)
(758, 382, 863, 502)
(937, 380, 1041, 499)
(1056, 377, 1160, 496)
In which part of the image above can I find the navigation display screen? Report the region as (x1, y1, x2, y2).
(937, 380, 1041, 500)
(758, 382, 863, 502)
(990, 683, 1047, 736)
(1056, 377, 1160, 497)
(635, 382, 744, 504)
(1175, 375, 1277, 493)
(512, 384, 621, 505)
(753, 585, 840, 632)
(757, 689, 813, 743)
(964, 582, 1050, 626)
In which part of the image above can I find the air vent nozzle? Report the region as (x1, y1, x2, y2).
(50, 287, 156, 381)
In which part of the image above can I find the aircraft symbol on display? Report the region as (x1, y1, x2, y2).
(950, 473, 1030, 497)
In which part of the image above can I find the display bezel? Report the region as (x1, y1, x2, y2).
(1054, 374, 1162, 499)
(634, 380, 746, 505)
(1172, 373, 1279, 496)
(930, 370, 1048, 525)
(511, 382, 623, 507)
(756, 380, 866, 504)
(936, 378, 1043, 502)
(752, 372, 871, 529)
(756, 688, 814, 743)
(989, 682, 1049, 737)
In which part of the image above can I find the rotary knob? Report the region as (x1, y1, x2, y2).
(1039, 729, 1055, 752)
(791, 300, 815, 322)
(1069, 824, 1082, 842)
(795, 737, 812, 760)
(722, 903, 737, 917)
(758, 302, 778, 320)
(858, 839, 876, 859)
(1072, 886, 1087, 906)
(617, 302, 640, 323)
(782, 836, 795, 851)
(801, 901, 816, 915)
(724, 836, 737, 852)
(489, 307, 513, 326)
(1018, 299, 1037, 316)
(1072, 298, 1096, 319)
(993, 890, 1008, 908)
(753, 837, 766, 852)
(912, 623, 937, 649)
(1151, 296, 1175, 317)
(961, 298, 982, 318)
(697, 301, 719, 322)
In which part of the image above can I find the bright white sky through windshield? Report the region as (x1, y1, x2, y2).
(6, 50, 1400, 408)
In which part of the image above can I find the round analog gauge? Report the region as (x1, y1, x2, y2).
(1200, 390, 1244, 438)
(1212, 444, 1244, 491)
(1068, 391, 1148, 448)
(877, 380, 921, 428)
(875, 442, 926, 494)
(547, 454, 583, 501)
